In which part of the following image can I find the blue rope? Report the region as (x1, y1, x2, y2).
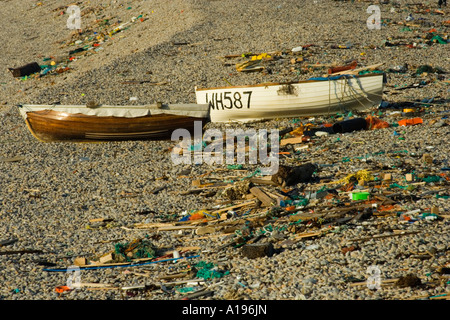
(307, 74, 355, 81)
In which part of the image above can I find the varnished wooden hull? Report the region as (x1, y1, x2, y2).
(19, 105, 209, 142)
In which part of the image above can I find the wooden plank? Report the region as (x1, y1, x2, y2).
(157, 225, 198, 232)
(89, 218, 114, 223)
(99, 253, 115, 264)
(293, 230, 323, 240)
(74, 257, 87, 267)
(280, 136, 304, 147)
(262, 189, 285, 202)
(132, 222, 176, 229)
(348, 278, 399, 287)
(249, 176, 278, 186)
(72, 283, 117, 289)
(85, 261, 131, 267)
(249, 187, 274, 207)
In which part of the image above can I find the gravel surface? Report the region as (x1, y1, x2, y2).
(0, 0, 449, 303)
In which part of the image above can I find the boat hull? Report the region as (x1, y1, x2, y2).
(195, 74, 384, 122)
(18, 104, 209, 142)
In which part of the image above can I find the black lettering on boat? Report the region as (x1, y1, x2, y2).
(233, 92, 243, 109)
(243, 91, 252, 108)
(224, 92, 233, 109)
(206, 93, 216, 110)
(215, 92, 224, 110)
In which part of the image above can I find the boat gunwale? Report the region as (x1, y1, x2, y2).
(22, 109, 209, 120)
(194, 73, 384, 91)
(17, 104, 210, 120)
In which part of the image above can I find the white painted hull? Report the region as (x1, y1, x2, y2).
(195, 74, 384, 122)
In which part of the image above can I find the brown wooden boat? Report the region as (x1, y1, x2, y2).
(18, 103, 210, 142)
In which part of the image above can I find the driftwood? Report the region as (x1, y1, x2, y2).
(328, 63, 384, 76)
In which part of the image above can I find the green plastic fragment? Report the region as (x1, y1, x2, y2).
(431, 35, 447, 44)
(195, 261, 229, 280)
(176, 287, 197, 293)
(227, 164, 243, 170)
(389, 183, 408, 190)
(241, 168, 261, 180)
(421, 176, 441, 183)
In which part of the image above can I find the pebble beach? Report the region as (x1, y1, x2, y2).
(0, 0, 449, 306)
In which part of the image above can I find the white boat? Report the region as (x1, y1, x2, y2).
(195, 73, 384, 122)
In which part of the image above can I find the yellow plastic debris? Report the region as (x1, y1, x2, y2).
(290, 125, 304, 136)
(337, 170, 375, 184)
(236, 60, 264, 72)
(250, 53, 271, 60)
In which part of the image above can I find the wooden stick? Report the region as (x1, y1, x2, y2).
(158, 279, 205, 286)
(293, 230, 324, 240)
(348, 279, 399, 287)
(132, 222, 176, 229)
(211, 200, 256, 214)
(249, 176, 278, 186)
(72, 283, 116, 289)
(157, 225, 198, 232)
(329, 63, 384, 76)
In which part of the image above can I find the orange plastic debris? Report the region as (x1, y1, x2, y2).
(378, 205, 395, 212)
(55, 286, 71, 293)
(324, 193, 336, 200)
(397, 117, 423, 126)
(189, 212, 205, 220)
(366, 115, 389, 130)
(341, 183, 354, 192)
